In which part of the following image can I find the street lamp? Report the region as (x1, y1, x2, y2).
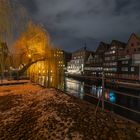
(28, 54, 31, 58)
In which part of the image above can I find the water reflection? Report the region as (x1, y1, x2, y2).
(36, 76, 139, 122)
(64, 78, 117, 103)
(91, 86, 102, 98)
(64, 78, 84, 99)
(91, 85, 116, 103)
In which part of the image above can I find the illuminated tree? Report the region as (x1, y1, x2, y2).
(0, 0, 64, 86)
(11, 22, 51, 76)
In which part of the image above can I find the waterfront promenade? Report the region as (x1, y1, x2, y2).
(0, 83, 139, 140)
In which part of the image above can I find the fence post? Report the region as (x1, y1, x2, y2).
(102, 71, 105, 110)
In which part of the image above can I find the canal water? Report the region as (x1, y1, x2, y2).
(37, 75, 140, 123)
(64, 77, 140, 123)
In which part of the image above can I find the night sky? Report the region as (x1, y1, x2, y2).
(20, 0, 140, 52)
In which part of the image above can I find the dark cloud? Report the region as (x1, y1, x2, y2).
(20, 0, 38, 15)
(21, 0, 140, 52)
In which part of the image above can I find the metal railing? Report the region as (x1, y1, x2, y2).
(34, 76, 140, 122)
(64, 79, 140, 116)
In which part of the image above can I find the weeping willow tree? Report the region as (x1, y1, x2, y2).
(11, 22, 51, 72)
(12, 22, 64, 88)
(0, 0, 28, 80)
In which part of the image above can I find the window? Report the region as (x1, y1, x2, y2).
(127, 49, 129, 53)
(111, 56, 115, 60)
(137, 48, 140, 51)
(131, 43, 134, 47)
(121, 67, 128, 71)
(137, 42, 140, 46)
(111, 46, 116, 50)
(122, 61, 128, 64)
(112, 68, 117, 72)
(131, 67, 135, 72)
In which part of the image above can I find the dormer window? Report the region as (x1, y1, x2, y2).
(131, 43, 134, 47)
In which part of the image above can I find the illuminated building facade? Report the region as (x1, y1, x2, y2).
(84, 42, 109, 76)
(103, 40, 126, 78)
(67, 47, 92, 74)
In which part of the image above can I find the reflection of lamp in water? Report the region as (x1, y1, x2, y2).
(105, 91, 110, 100)
(97, 86, 102, 98)
(91, 85, 96, 94)
(109, 91, 116, 103)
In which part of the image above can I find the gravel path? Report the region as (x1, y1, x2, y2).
(0, 84, 139, 140)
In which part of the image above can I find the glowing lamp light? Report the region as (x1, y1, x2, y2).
(28, 54, 31, 58)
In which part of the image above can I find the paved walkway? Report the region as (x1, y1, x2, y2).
(0, 80, 29, 86)
(0, 84, 139, 140)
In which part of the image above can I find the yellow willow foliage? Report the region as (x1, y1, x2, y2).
(28, 48, 64, 89)
(0, 0, 28, 42)
(12, 22, 51, 67)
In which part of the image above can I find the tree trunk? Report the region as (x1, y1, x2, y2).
(18, 58, 46, 77)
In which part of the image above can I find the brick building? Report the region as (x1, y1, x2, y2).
(118, 33, 140, 81)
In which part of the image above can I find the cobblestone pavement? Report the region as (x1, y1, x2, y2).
(0, 84, 139, 140)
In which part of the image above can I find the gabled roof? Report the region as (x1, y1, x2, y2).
(126, 33, 140, 45)
(134, 33, 140, 41)
(111, 40, 126, 47)
(87, 53, 94, 60)
(74, 47, 87, 53)
(95, 42, 110, 54)
(123, 33, 140, 52)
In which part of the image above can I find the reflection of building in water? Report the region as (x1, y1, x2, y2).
(64, 78, 84, 99)
(91, 85, 102, 98)
(28, 48, 64, 89)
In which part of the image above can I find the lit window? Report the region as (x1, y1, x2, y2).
(121, 67, 128, 71)
(112, 50, 115, 54)
(131, 67, 135, 72)
(122, 61, 128, 64)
